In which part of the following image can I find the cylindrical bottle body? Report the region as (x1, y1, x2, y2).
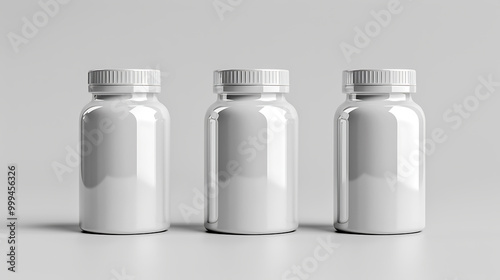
(334, 93, 425, 234)
(79, 93, 170, 234)
(205, 93, 298, 234)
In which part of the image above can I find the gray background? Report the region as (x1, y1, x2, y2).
(1, 0, 499, 279)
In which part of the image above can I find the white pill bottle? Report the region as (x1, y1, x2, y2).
(80, 69, 170, 234)
(334, 69, 425, 234)
(205, 69, 298, 234)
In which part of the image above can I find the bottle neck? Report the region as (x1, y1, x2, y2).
(346, 92, 411, 102)
(92, 92, 158, 101)
(218, 92, 285, 102)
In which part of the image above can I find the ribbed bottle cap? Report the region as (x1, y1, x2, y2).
(342, 69, 416, 93)
(88, 69, 161, 93)
(213, 69, 289, 93)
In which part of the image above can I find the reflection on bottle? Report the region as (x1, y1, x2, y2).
(338, 113, 349, 224)
(207, 112, 219, 224)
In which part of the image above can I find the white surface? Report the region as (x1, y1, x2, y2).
(1, 0, 500, 226)
(1, 219, 499, 280)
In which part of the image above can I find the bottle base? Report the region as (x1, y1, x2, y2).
(205, 223, 297, 235)
(334, 224, 424, 235)
(80, 224, 169, 235)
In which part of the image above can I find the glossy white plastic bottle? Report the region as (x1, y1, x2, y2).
(80, 69, 170, 234)
(205, 69, 298, 234)
(334, 69, 425, 234)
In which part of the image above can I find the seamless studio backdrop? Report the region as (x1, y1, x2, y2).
(0, 0, 499, 279)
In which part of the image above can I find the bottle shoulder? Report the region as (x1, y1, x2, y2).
(335, 100, 425, 121)
(206, 100, 298, 120)
(81, 99, 169, 120)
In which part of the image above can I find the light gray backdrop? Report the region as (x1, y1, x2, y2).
(1, 0, 499, 279)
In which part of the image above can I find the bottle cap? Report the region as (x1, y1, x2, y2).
(88, 69, 161, 93)
(343, 69, 416, 93)
(214, 69, 289, 94)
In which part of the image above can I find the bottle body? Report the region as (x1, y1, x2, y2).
(334, 92, 425, 234)
(205, 93, 298, 234)
(79, 93, 170, 234)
